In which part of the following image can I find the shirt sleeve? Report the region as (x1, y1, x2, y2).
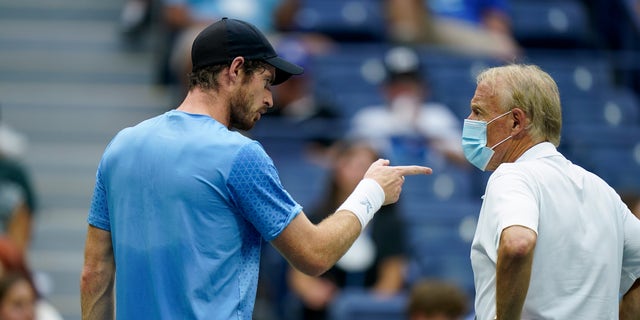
(621, 203, 640, 294)
(485, 165, 539, 247)
(227, 142, 302, 241)
(87, 166, 111, 231)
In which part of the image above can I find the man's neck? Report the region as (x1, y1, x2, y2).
(177, 88, 230, 127)
(505, 134, 543, 163)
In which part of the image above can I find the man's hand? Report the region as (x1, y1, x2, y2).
(363, 159, 432, 205)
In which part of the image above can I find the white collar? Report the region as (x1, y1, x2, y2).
(515, 142, 561, 163)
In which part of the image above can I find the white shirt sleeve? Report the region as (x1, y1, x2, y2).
(621, 204, 640, 294)
(485, 164, 539, 248)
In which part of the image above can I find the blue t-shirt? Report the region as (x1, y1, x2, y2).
(88, 110, 301, 319)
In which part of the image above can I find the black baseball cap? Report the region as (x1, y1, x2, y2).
(191, 17, 304, 85)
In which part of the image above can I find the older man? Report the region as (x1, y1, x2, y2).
(463, 64, 640, 319)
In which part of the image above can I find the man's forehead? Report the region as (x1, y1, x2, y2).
(472, 82, 501, 111)
(472, 82, 492, 103)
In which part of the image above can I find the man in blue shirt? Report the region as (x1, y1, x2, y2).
(80, 18, 431, 319)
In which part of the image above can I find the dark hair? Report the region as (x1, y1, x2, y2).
(0, 272, 36, 303)
(187, 60, 271, 91)
(407, 279, 469, 318)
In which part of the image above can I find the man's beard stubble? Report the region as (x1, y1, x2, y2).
(228, 86, 256, 131)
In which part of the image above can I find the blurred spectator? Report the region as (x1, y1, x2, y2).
(0, 115, 36, 254)
(0, 185, 30, 255)
(0, 120, 27, 160)
(0, 237, 62, 320)
(384, 0, 520, 61)
(348, 46, 467, 168)
(119, 0, 154, 38)
(406, 278, 470, 320)
(0, 157, 37, 255)
(287, 139, 407, 320)
(0, 272, 36, 320)
(161, 0, 296, 95)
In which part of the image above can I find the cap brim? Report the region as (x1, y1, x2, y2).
(265, 56, 304, 85)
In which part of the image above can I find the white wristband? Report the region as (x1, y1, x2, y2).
(337, 178, 385, 230)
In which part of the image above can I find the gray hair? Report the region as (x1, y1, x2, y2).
(477, 64, 562, 146)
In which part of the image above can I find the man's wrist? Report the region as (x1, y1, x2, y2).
(336, 178, 384, 230)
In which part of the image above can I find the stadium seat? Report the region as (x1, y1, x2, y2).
(419, 49, 503, 119)
(310, 43, 388, 118)
(401, 200, 481, 298)
(523, 49, 613, 98)
(293, 0, 386, 41)
(561, 125, 640, 191)
(328, 288, 407, 320)
(509, 0, 595, 48)
(562, 87, 640, 126)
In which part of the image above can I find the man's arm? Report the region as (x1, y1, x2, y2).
(81, 225, 115, 320)
(272, 208, 366, 276)
(272, 159, 431, 276)
(620, 279, 640, 320)
(496, 225, 537, 320)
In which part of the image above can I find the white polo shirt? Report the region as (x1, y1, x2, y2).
(471, 142, 640, 320)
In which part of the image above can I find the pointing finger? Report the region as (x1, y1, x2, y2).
(393, 165, 433, 176)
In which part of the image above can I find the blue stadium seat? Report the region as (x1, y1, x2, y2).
(561, 125, 640, 191)
(293, 0, 386, 41)
(328, 288, 407, 320)
(523, 49, 613, 98)
(510, 0, 595, 48)
(310, 43, 388, 117)
(401, 200, 481, 297)
(562, 87, 640, 126)
(417, 48, 503, 119)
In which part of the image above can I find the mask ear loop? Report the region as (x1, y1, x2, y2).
(487, 110, 514, 150)
(489, 134, 512, 150)
(487, 110, 513, 125)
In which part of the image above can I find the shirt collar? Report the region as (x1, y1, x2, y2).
(515, 141, 561, 163)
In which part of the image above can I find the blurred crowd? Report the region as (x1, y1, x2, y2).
(0, 113, 63, 319)
(113, 0, 640, 319)
(3, 0, 639, 319)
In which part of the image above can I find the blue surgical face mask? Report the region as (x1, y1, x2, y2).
(462, 110, 513, 171)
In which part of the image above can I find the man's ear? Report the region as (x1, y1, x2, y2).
(511, 107, 527, 135)
(228, 57, 245, 84)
